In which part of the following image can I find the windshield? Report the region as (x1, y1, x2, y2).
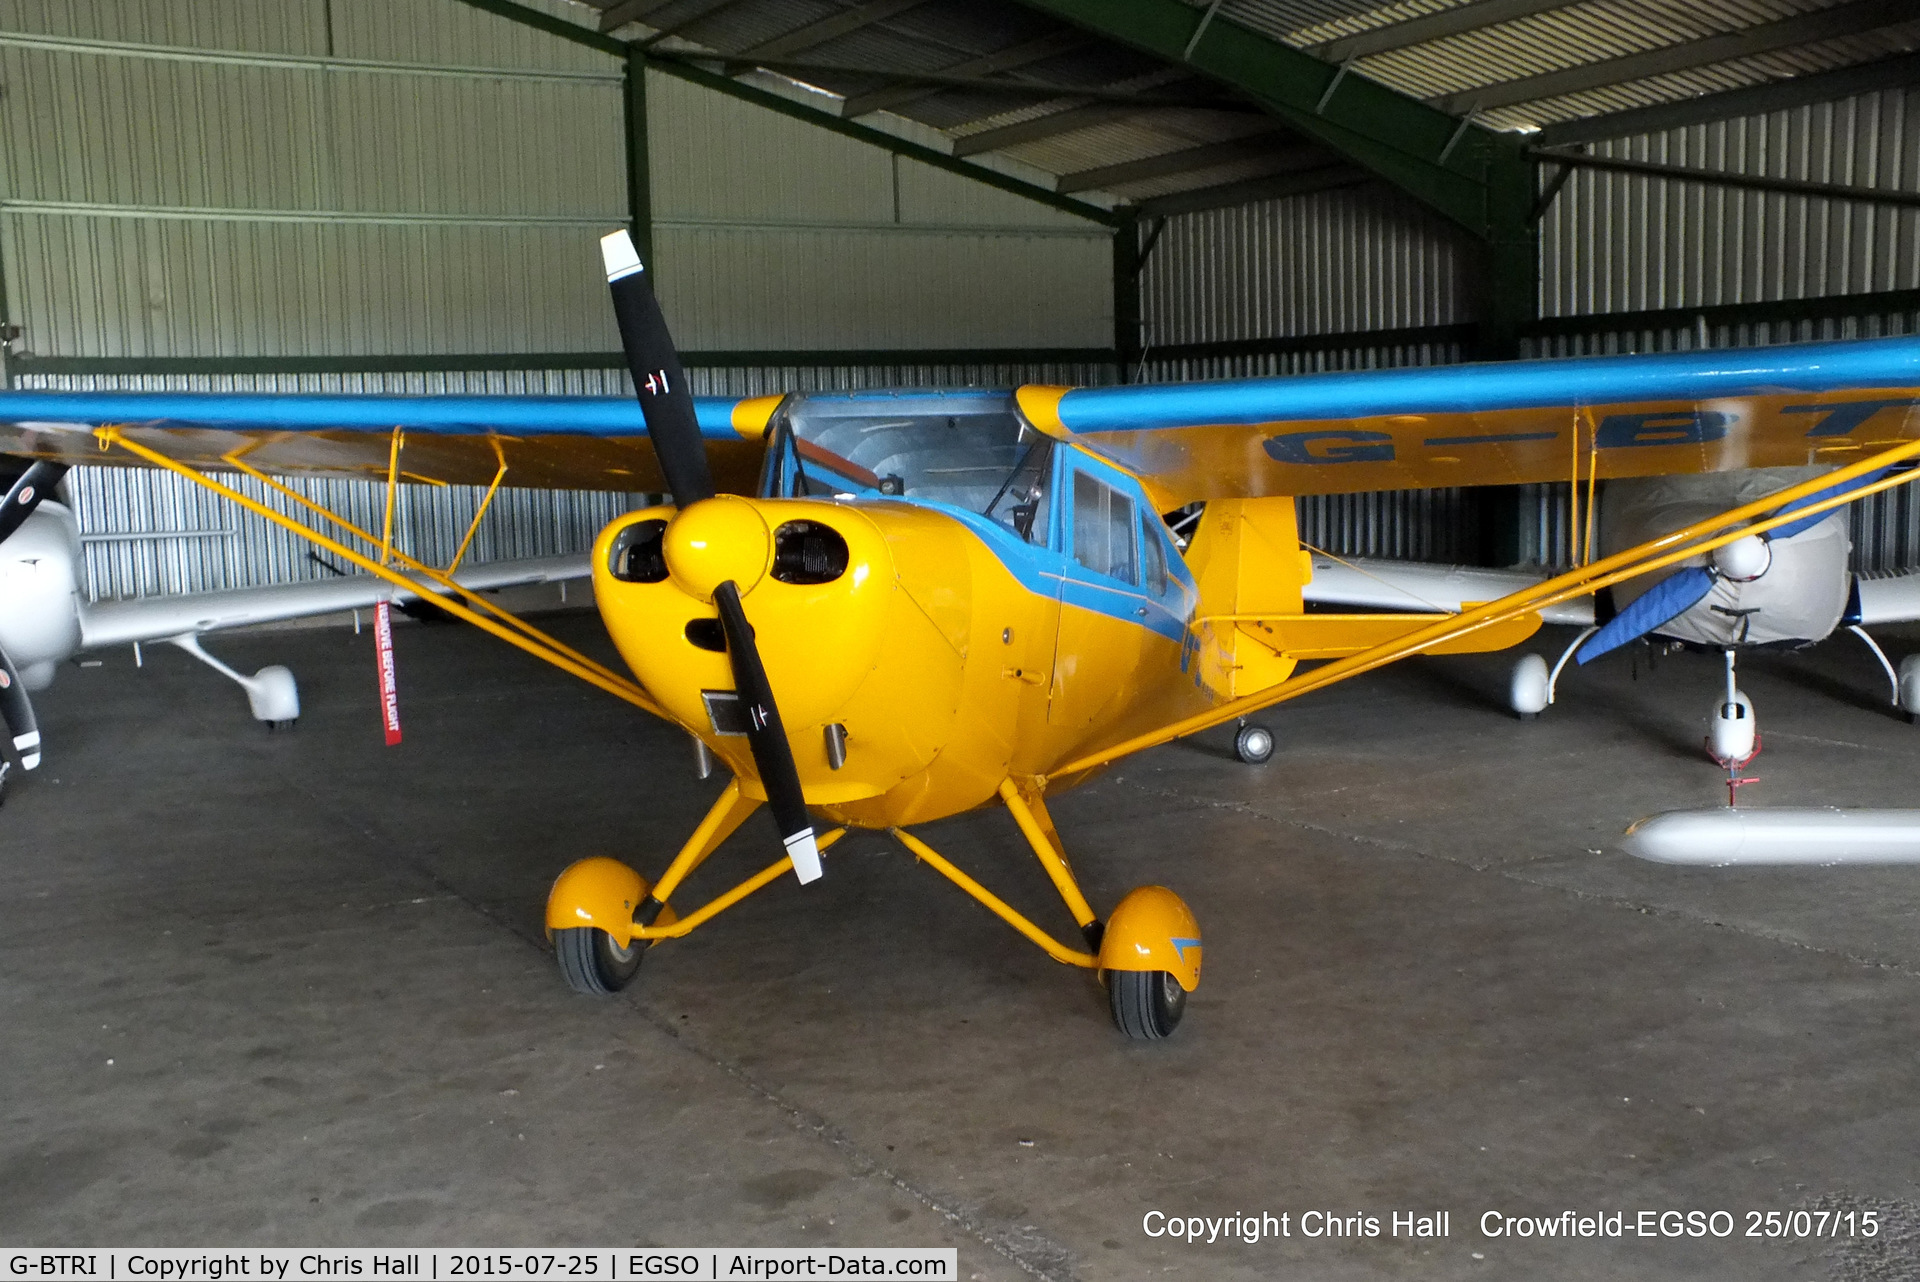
(774, 391, 1054, 544)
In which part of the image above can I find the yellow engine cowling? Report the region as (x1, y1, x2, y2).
(592, 498, 976, 813)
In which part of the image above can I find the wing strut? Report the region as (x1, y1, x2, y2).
(1055, 438, 1920, 778)
(96, 427, 665, 719)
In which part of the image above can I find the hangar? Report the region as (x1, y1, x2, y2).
(4, 0, 1920, 1275)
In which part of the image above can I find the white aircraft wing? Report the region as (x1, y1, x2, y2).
(1852, 571, 1920, 626)
(79, 554, 588, 649)
(1303, 554, 1597, 627)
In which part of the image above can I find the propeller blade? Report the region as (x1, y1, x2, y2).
(1576, 565, 1716, 665)
(712, 580, 821, 883)
(0, 461, 68, 545)
(600, 230, 714, 510)
(1769, 466, 1894, 542)
(0, 642, 41, 770)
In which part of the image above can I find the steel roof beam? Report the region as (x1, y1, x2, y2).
(1058, 128, 1291, 193)
(1537, 50, 1920, 146)
(643, 54, 1120, 225)
(1313, 0, 1577, 63)
(679, 55, 1233, 106)
(953, 101, 1144, 156)
(1528, 147, 1920, 209)
(598, 0, 675, 34)
(1434, 0, 1916, 114)
(740, 0, 928, 59)
(637, 0, 753, 48)
(1137, 164, 1369, 216)
(1005, 0, 1526, 236)
(1009, 0, 1536, 356)
(841, 29, 1088, 117)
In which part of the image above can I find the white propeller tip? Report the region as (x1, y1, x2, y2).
(600, 230, 644, 282)
(785, 828, 823, 884)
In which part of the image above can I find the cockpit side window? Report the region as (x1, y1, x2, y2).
(1140, 513, 1168, 597)
(1072, 470, 1137, 586)
(983, 438, 1053, 545)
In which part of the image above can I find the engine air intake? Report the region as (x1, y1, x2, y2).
(771, 520, 849, 585)
(608, 519, 669, 583)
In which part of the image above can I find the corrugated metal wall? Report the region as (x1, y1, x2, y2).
(645, 71, 1112, 351)
(0, 3, 626, 360)
(1138, 183, 1475, 362)
(1539, 89, 1920, 319)
(1137, 183, 1485, 564)
(0, 0, 1118, 601)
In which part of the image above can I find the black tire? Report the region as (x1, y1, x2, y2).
(1233, 723, 1274, 764)
(1109, 969, 1187, 1040)
(554, 927, 642, 995)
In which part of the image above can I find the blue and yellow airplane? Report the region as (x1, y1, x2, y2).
(0, 228, 1917, 1039)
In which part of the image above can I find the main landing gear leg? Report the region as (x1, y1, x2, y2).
(892, 780, 1203, 1042)
(547, 778, 762, 995)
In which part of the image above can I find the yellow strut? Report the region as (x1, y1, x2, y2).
(646, 778, 763, 908)
(380, 427, 403, 568)
(892, 826, 1097, 968)
(1060, 435, 1920, 776)
(998, 778, 1098, 932)
(449, 445, 509, 574)
(99, 427, 665, 718)
(216, 451, 628, 694)
(634, 827, 847, 941)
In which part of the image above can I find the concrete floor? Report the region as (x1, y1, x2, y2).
(5, 612, 1920, 1280)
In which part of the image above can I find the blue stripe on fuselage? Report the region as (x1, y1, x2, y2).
(1051, 335, 1920, 434)
(860, 496, 1197, 645)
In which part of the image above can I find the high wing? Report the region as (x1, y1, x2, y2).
(1855, 571, 1920, 626)
(1015, 336, 1920, 508)
(0, 390, 781, 493)
(79, 554, 587, 649)
(1302, 554, 1596, 627)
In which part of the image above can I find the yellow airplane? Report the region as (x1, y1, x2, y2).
(2, 229, 1917, 1039)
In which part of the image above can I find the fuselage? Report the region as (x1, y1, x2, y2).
(0, 502, 83, 689)
(592, 391, 1221, 829)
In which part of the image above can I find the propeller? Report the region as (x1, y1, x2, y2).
(1577, 566, 1716, 664)
(1576, 465, 1898, 665)
(0, 462, 62, 777)
(0, 642, 41, 774)
(600, 230, 821, 884)
(0, 460, 68, 544)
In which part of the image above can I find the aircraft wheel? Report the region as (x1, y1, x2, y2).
(1108, 968, 1187, 1041)
(554, 927, 642, 996)
(1509, 653, 1549, 719)
(1234, 723, 1274, 764)
(1898, 655, 1920, 722)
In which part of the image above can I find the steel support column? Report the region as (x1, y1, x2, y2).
(624, 47, 655, 273)
(1113, 211, 1143, 382)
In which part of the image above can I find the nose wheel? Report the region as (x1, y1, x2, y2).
(554, 927, 643, 995)
(1108, 968, 1187, 1040)
(1234, 721, 1274, 764)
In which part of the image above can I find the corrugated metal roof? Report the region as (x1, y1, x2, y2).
(570, 0, 1915, 209)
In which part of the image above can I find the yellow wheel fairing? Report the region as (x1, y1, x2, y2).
(1099, 885, 1201, 991)
(545, 856, 677, 949)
